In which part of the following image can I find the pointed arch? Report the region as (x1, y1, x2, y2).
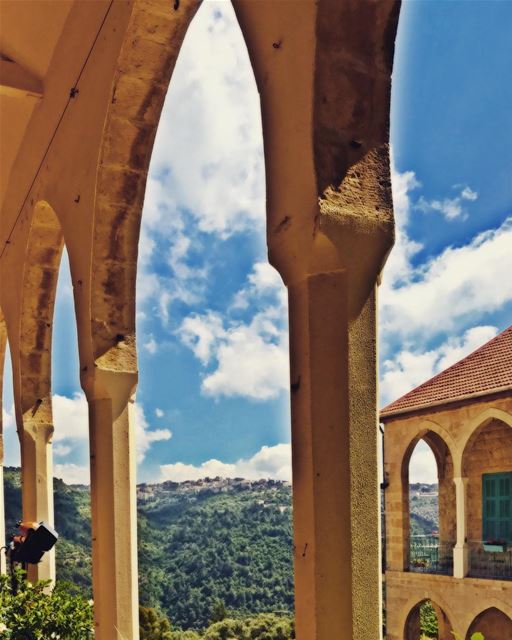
(18, 200, 64, 418)
(400, 425, 456, 574)
(402, 596, 455, 640)
(465, 606, 512, 640)
(460, 407, 512, 461)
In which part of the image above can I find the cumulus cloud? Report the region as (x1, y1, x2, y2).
(408, 440, 438, 484)
(143, 336, 158, 355)
(155, 408, 164, 418)
(381, 217, 512, 341)
(380, 325, 498, 406)
(136, 1, 265, 325)
(416, 184, 478, 220)
(149, 1, 264, 237)
(54, 463, 90, 485)
(179, 263, 289, 400)
(160, 443, 291, 482)
(52, 393, 172, 465)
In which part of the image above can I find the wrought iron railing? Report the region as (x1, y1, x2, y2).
(468, 542, 512, 580)
(409, 535, 454, 575)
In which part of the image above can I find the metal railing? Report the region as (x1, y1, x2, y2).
(409, 535, 454, 575)
(468, 542, 512, 581)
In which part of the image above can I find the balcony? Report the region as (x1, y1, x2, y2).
(409, 535, 454, 575)
(468, 542, 512, 580)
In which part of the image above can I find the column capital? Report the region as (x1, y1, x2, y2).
(81, 367, 137, 419)
(453, 475, 469, 487)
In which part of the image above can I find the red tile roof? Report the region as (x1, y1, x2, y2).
(380, 325, 512, 419)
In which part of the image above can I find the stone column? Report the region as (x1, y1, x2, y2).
(384, 435, 410, 572)
(453, 476, 469, 578)
(20, 418, 55, 583)
(85, 370, 139, 640)
(289, 272, 381, 639)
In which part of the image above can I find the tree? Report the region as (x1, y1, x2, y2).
(210, 600, 227, 624)
(140, 606, 173, 640)
(0, 568, 93, 639)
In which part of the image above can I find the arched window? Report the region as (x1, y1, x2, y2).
(404, 433, 455, 575)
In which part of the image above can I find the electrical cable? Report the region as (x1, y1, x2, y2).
(0, 0, 115, 259)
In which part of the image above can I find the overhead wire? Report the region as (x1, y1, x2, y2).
(0, 0, 115, 259)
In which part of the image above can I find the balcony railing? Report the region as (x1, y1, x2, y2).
(409, 535, 454, 575)
(468, 542, 512, 581)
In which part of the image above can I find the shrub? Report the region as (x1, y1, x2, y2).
(0, 568, 93, 639)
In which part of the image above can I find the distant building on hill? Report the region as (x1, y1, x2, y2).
(382, 325, 512, 640)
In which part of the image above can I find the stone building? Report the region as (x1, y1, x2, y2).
(382, 326, 512, 640)
(0, 0, 400, 638)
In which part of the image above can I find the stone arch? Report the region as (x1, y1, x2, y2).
(465, 606, 512, 640)
(403, 597, 455, 640)
(460, 407, 512, 462)
(89, 0, 201, 371)
(18, 200, 64, 419)
(400, 423, 457, 570)
(461, 410, 512, 558)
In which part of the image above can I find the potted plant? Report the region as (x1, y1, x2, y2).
(482, 539, 507, 553)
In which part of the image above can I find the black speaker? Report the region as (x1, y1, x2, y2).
(13, 522, 59, 564)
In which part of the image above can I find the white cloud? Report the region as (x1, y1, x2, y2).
(155, 408, 164, 418)
(461, 186, 478, 201)
(52, 393, 171, 465)
(2, 406, 15, 431)
(143, 336, 158, 355)
(53, 444, 72, 457)
(179, 263, 289, 400)
(381, 216, 512, 340)
(54, 463, 90, 485)
(408, 440, 438, 484)
(380, 325, 498, 406)
(133, 403, 172, 464)
(53, 393, 89, 440)
(148, 1, 264, 237)
(160, 443, 291, 482)
(415, 184, 478, 220)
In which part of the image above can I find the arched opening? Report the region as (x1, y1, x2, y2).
(466, 607, 512, 640)
(0, 308, 13, 574)
(403, 432, 455, 574)
(135, 0, 292, 633)
(51, 247, 92, 592)
(462, 418, 512, 580)
(404, 599, 453, 640)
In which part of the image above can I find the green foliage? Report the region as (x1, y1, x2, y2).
(166, 614, 294, 640)
(0, 567, 93, 639)
(210, 600, 227, 624)
(140, 606, 173, 640)
(419, 600, 438, 638)
(452, 633, 485, 640)
(4, 469, 294, 631)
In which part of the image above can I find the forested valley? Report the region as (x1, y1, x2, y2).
(3, 468, 438, 635)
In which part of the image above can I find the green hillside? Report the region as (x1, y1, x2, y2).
(3, 469, 293, 631)
(3, 469, 438, 631)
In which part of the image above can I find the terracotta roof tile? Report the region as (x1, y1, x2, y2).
(380, 325, 512, 419)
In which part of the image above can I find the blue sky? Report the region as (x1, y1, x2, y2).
(2, 0, 512, 485)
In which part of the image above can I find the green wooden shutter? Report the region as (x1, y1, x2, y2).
(482, 472, 512, 542)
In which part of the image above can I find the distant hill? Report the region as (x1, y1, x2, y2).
(3, 468, 438, 630)
(3, 469, 293, 631)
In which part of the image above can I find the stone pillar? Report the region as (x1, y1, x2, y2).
(86, 370, 139, 640)
(384, 437, 410, 572)
(453, 476, 469, 578)
(289, 273, 381, 639)
(20, 419, 55, 583)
